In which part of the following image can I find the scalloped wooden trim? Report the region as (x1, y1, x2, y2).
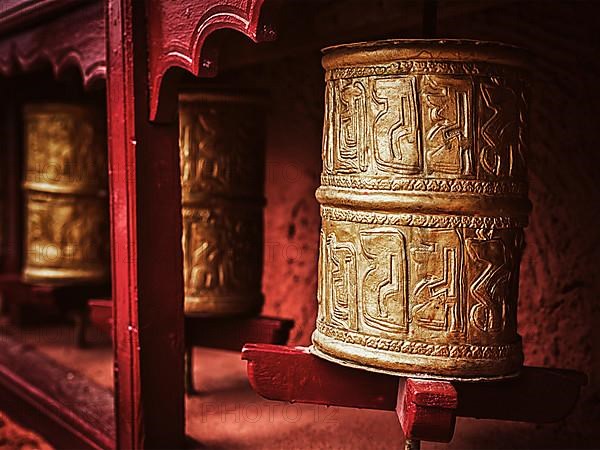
(0, 2, 105, 89)
(146, 0, 275, 121)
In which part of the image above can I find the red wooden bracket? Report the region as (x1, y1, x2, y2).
(242, 344, 586, 444)
(0, 275, 108, 326)
(145, 0, 276, 121)
(0, 276, 109, 347)
(243, 344, 398, 410)
(185, 316, 293, 351)
(88, 299, 293, 351)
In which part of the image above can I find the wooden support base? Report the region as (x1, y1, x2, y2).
(242, 344, 587, 445)
(88, 299, 294, 394)
(184, 315, 294, 352)
(0, 275, 109, 347)
(88, 299, 293, 348)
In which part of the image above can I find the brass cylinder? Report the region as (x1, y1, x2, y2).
(179, 92, 265, 316)
(311, 40, 530, 380)
(23, 104, 109, 285)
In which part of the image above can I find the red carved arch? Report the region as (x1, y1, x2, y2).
(146, 0, 275, 121)
(0, 2, 106, 89)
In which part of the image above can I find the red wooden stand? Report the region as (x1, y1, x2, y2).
(0, 274, 109, 346)
(88, 299, 294, 393)
(242, 344, 586, 447)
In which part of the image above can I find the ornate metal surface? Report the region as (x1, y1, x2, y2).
(23, 104, 109, 284)
(179, 92, 265, 316)
(311, 40, 530, 380)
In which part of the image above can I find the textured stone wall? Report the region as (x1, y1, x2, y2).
(239, 1, 600, 446)
(438, 2, 600, 446)
(259, 54, 323, 345)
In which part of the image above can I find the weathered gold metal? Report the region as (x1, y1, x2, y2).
(311, 39, 530, 380)
(23, 104, 109, 285)
(179, 92, 265, 316)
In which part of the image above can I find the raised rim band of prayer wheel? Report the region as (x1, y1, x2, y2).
(179, 91, 265, 316)
(311, 39, 530, 381)
(22, 103, 109, 285)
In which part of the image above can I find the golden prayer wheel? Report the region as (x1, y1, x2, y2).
(23, 104, 109, 285)
(179, 92, 265, 316)
(311, 40, 530, 380)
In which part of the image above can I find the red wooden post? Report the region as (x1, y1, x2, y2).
(106, 1, 273, 441)
(106, 0, 185, 448)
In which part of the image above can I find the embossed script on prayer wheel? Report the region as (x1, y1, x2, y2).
(23, 104, 109, 285)
(311, 40, 530, 380)
(179, 92, 265, 316)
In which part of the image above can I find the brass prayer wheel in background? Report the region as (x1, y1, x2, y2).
(311, 40, 530, 380)
(23, 104, 109, 285)
(179, 92, 265, 316)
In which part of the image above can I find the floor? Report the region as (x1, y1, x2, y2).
(0, 322, 588, 449)
(0, 320, 114, 390)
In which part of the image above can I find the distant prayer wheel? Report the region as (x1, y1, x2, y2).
(311, 40, 530, 380)
(179, 92, 265, 316)
(23, 104, 109, 285)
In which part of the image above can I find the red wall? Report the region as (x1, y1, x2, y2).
(243, 1, 600, 446)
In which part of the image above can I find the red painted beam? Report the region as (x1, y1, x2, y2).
(454, 366, 587, 423)
(242, 344, 586, 425)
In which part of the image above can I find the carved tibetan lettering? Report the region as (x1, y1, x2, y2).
(317, 230, 328, 321)
(325, 233, 358, 331)
(410, 228, 464, 335)
(179, 92, 265, 316)
(183, 207, 261, 300)
(360, 228, 408, 333)
(22, 104, 109, 285)
(184, 209, 221, 291)
(335, 79, 368, 173)
(478, 79, 524, 179)
(421, 75, 473, 176)
(371, 77, 421, 174)
(322, 84, 335, 174)
(465, 229, 522, 338)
